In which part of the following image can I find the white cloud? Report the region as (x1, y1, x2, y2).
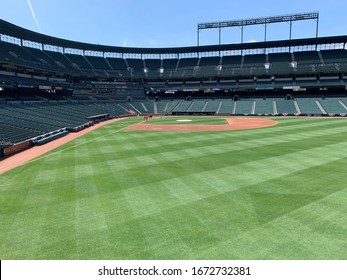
(27, 0, 41, 32)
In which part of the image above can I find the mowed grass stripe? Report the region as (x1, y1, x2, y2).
(36, 119, 347, 173)
(1, 117, 346, 206)
(77, 139, 347, 221)
(1, 118, 346, 212)
(1, 117, 347, 259)
(118, 157, 347, 259)
(191, 159, 347, 259)
(40, 126, 346, 193)
(4, 128, 344, 246)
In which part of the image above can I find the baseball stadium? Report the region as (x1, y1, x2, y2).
(0, 11, 347, 260)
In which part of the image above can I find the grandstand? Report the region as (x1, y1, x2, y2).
(1, 18, 347, 158)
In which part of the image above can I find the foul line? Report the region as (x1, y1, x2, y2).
(28, 125, 129, 164)
(0, 117, 136, 174)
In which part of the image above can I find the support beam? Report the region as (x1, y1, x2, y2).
(316, 14, 319, 38)
(219, 27, 222, 45)
(264, 23, 268, 42)
(241, 26, 244, 44)
(197, 29, 200, 46)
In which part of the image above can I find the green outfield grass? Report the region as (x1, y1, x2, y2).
(0, 116, 347, 260)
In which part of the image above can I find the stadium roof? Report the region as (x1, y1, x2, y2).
(1, 19, 347, 54)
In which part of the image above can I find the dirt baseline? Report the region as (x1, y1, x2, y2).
(125, 117, 278, 132)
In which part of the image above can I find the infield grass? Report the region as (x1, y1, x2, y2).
(0, 116, 347, 259)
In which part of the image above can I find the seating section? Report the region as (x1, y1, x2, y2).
(106, 57, 128, 72)
(86, 56, 112, 70)
(156, 100, 169, 114)
(126, 59, 145, 78)
(218, 99, 234, 114)
(255, 99, 274, 114)
(155, 100, 180, 114)
(173, 100, 193, 113)
(268, 52, 292, 75)
(0, 102, 130, 145)
(320, 49, 347, 64)
(242, 54, 266, 67)
(162, 59, 179, 76)
(235, 100, 253, 114)
(144, 59, 162, 78)
(0, 122, 41, 144)
(178, 58, 199, 69)
(65, 53, 93, 74)
(2, 40, 347, 80)
(221, 55, 242, 68)
(0, 41, 53, 71)
(317, 98, 347, 114)
(188, 100, 206, 112)
(294, 51, 321, 64)
(2, 94, 347, 158)
(275, 99, 297, 114)
(141, 101, 155, 113)
(44, 50, 80, 73)
(204, 100, 220, 113)
(296, 98, 323, 115)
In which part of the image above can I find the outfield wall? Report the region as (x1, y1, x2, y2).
(2, 140, 33, 157)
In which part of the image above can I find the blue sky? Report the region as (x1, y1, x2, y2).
(1, 0, 347, 48)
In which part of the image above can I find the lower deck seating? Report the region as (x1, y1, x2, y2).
(235, 100, 253, 114)
(172, 100, 192, 113)
(275, 99, 297, 114)
(204, 100, 220, 113)
(188, 100, 206, 112)
(1, 96, 347, 155)
(296, 98, 323, 115)
(255, 99, 274, 114)
(218, 99, 234, 114)
(0, 102, 130, 146)
(319, 98, 347, 114)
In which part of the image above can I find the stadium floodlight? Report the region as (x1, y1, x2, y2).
(197, 11, 319, 46)
(143, 67, 149, 73)
(159, 67, 164, 74)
